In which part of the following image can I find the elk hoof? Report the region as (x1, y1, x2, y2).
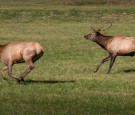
(94, 70, 97, 73)
(17, 77, 24, 83)
(3, 77, 8, 81)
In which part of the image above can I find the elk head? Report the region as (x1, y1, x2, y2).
(84, 23, 112, 42)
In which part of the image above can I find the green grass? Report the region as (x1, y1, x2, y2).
(0, 4, 134, 115)
(0, 0, 135, 6)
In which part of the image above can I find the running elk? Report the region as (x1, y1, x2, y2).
(0, 42, 44, 82)
(84, 24, 135, 74)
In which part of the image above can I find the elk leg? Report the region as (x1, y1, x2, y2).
(94, 55, 111, 73)
(7, 62, 18, 80)
(1, 66, 8, 80)
(107, 54, 117, 74)
(17, 60, 35, 82)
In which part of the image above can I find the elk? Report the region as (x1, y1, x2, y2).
(0, 42, 44, 82)
(84, 24, 135, 74)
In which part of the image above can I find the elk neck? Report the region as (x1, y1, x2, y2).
(95, 33, 113, 50)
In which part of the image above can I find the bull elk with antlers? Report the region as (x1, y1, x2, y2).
(84, 24, 135, 74)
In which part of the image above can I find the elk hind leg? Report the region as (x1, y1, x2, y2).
(17, 60, 35, 82)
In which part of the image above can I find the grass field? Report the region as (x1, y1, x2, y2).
(0, 2, 135, 115)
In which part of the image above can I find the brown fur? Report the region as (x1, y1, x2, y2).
(0, 42, 44, 82)
(84, 25, 135, 74)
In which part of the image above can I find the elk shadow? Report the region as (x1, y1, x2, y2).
(22, 80, 75, 85)
(123, 69, 135, 73)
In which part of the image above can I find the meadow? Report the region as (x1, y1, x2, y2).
(0, 2, 135, 115)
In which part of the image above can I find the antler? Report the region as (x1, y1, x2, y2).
(91, 27, 96, 31)
(102, 23, 112, 31)
(91, 23, 112, 32)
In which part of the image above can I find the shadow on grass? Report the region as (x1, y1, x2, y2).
(118, 69, 135, 73)
(123, 69, 135, 73)
(21, 80, 75, 85)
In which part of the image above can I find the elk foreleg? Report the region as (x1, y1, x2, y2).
(94, 55, 111, 73)
(17, 60, 35, 82)
(1, 66, 8, 80)
(107, 54, 117, 74)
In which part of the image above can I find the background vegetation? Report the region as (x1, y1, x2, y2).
(0, 0, 134, 115)
(0, 0, 135, 6)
